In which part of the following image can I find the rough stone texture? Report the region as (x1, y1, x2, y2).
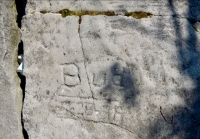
(0, 0, 22, 139)
(22, 1, 200, 139)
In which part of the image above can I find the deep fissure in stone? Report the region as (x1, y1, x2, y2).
(40, 9, 153, 19)
(15, 0, 29, 138)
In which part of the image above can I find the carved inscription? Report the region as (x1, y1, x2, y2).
(51, 63, 135, 125)
(63, 64, 80, 87)
(52, 97, 97, 120)
(109, 106, 123, 125)
(93, 73, 123, 87)
(51, 95, 129, 121)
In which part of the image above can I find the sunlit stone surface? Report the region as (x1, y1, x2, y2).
(22, 1, 200, 138)
(0, 0, 22, 139)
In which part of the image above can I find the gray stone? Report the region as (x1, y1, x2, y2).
(22, 1, 200, 139)
(0, 0, 22, 139)
(22, 9, 200, 139)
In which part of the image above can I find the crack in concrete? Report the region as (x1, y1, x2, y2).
(64, 109, 142, 139)
(37, 10, 200, 22)
(39, 9, 154, 19)
(36, 9, 195, 20)
(77, 16, 96, 110)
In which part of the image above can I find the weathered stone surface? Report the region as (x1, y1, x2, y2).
(0, 0, 22, 139)
(22, 14, 139, 138)
(22, 1, 200, 139)
(26, 0, 200, 20)
(21, 0, 200, 139)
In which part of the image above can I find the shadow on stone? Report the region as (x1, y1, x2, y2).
(147, 0, 200, 138)
(101, 62, 138, 106)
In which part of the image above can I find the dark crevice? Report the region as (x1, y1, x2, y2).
(15, 0, 28, 138)
(15, 0, 26, 28)
(41, 9, 154, 19)
(18, 73, 28, 139)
